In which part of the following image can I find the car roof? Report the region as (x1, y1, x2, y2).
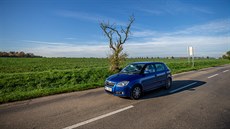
(131, 62, 164, 64)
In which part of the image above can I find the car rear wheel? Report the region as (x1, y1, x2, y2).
(165, 78, 172, 89)
(131, 86, 142, 100)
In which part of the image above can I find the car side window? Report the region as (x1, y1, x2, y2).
(144, 64, 155, 74)
(155, 64, 165, 72)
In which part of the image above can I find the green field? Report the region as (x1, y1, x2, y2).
(0, 57, 229, 103)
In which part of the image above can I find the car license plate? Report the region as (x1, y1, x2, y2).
(105, 86, 112, 92)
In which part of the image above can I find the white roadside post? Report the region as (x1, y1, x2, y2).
(187, 46, 190, 64)
(188, 46, 194, 67)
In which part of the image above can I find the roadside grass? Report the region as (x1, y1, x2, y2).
(0, 58, 229, 103)
(0, 57, 109, 73)
(0, 68, 111, 103)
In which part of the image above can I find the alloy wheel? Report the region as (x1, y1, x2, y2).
(132, 86, 141, 99)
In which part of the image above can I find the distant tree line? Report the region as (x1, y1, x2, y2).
(0, 51, 42, 58)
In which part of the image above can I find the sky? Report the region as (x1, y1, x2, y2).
(0, 0, 230, 58)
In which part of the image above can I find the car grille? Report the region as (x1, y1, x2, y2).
(105, 81, 115, 86)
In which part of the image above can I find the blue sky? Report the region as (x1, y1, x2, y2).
(0, 0, 230, 57)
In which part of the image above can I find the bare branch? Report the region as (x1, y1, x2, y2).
(100, 22, 116, 51)
(106, 26, 122, 44)
(100, 15, 135, 72)
(122, 15, 135, 44)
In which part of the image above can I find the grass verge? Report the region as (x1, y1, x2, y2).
(0, 59, 229, 103)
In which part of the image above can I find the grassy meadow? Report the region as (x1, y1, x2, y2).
(0, 57, 229, 103)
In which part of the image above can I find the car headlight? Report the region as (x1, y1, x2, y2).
(117, 81, 129, 87)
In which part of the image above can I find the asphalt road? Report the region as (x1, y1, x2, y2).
(0, 65, 230, 129)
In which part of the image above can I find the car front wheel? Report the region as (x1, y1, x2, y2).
(131, 86, 142, 100)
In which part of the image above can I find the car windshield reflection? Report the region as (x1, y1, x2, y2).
(120, 64, 145, 74)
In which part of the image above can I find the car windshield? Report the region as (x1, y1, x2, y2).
(120, 64, 145, 74)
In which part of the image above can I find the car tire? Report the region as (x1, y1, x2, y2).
(165, 78, 172, 89)
(130, 85, 142, 100)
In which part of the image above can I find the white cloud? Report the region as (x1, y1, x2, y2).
(138, 8, 163, 15)
(132, 19, 230, 38)
(192, 7, 214, 14)
(23, 40, 70, 45)
(138, 0, 214, 15)
(124, 35, 229, 57)
(23, 40, 109, 57)
(173, 19, 230, 35)
(57, 10, 126, 26)
(129, 19, 230, 57)
(132, 30, 159, 37)
(22, 19, 230, 58)
(23, 34, 229, 58)
(58, 10, 101, 22)
(65, 37, 76, 40)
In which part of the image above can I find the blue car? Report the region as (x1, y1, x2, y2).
(104, 62, 172, 99)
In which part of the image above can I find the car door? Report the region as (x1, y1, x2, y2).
(154, 63, 167, 87)
(141, 64, 157, 91)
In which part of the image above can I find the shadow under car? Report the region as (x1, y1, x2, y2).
(141, 80, 206, 100)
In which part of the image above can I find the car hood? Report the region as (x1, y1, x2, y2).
(107, 73, 141, 82)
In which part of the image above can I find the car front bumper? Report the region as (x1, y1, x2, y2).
(104, 85, 131, 97)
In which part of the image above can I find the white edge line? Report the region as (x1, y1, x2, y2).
(63, 105, 134, 129)
(207, 74, 218, 79)
(169, 82, 198, 93)
(223, 70, 229, 73)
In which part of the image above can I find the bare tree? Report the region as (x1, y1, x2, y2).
(100, 15, 135, 72)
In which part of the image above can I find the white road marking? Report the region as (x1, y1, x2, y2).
(63, 105, 134, 129)
(207, 74, 218, 79)
(169, 82, 198, 93)
(223, 70, 229, 73)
